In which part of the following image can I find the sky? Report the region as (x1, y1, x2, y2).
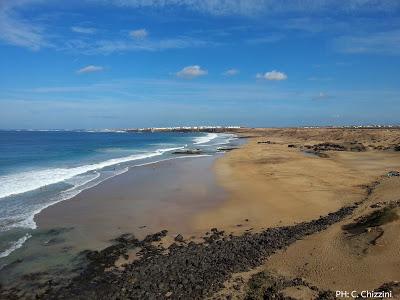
(0, 0, 399, 129)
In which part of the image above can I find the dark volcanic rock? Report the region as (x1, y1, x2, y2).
(40, 204, 357, 300)
(372, 281, 400, 299)
(387, 171, 400, 177)
(245, 271, 336, 300)
(257, 141, 275, 144)
(217, 147, 238, 152)
(303, 142, 366, 152)
(174, 234, 184, 242)
(305, 143, 345, 151)
(172, 149, 202, 155)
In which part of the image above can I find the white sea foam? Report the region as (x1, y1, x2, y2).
(22, 172, 116, 230)
(0, 233, 31, 258)
(64, 171, 101, 187)
(0, 172, 104, 232)
(209, 133, 237, 145)
(1, 154, 211, 232)
(193, 133, 218, 144)
(0, 146, 183, 200)
(0, 154, 212, 258)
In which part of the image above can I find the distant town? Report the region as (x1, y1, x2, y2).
(124, 124, 400, 133)
(3, 125, 400, 132)
(124, 126, 242, 133)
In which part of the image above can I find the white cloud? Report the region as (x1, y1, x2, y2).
(0, 1, 48, 50)
(97, 0, 400, 16)
(176, 65, 207, 79)
(77, 65, 104, 74)
(97, 0, 264, 15)
(223, 69, 239, 76)
(71, 26, 96, 34)
(130, 28, 148, 39)
(3, 0, 400, 59)
(256, 70, 287, 81)
(334, 30, 400, 55)
(64, 36, 212, 55)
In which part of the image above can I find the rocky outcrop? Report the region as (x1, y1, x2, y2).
(257, 141, 275, 144)
(302, 142, 366, 152)
(387, 171, 400, 177)
(172, 149, 202, 155)
(217, 147, 238, 152)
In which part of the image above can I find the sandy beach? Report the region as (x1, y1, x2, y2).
(196, 128, 400, 233)
(1, 128, 400, 299)
(207, 128, 400, 299)
(36, 155, 225, 251)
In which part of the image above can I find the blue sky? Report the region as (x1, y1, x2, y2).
(0, 0, 399, 129)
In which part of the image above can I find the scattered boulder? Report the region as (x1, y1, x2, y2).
(217, 147, 238, 152)
(174, 234, 184, 242)
(387, 171, 400, 177)
(257, 141, 274, 144)
(172, 149, 202, 155)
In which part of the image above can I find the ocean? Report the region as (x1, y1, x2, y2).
(0, 130, 236, 258)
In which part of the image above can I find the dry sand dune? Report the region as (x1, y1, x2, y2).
(205, 128, 400, 299)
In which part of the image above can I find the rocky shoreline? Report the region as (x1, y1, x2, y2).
(38, 205, 352, 299)
(13, 194, 377, 299)
(2, 176, 392, 299)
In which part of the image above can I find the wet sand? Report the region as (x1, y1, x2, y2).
(0, 155, 228, 293)
(36, 155, 225, 251)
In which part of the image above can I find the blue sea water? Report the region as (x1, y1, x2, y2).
(0, 130, 236, 258)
